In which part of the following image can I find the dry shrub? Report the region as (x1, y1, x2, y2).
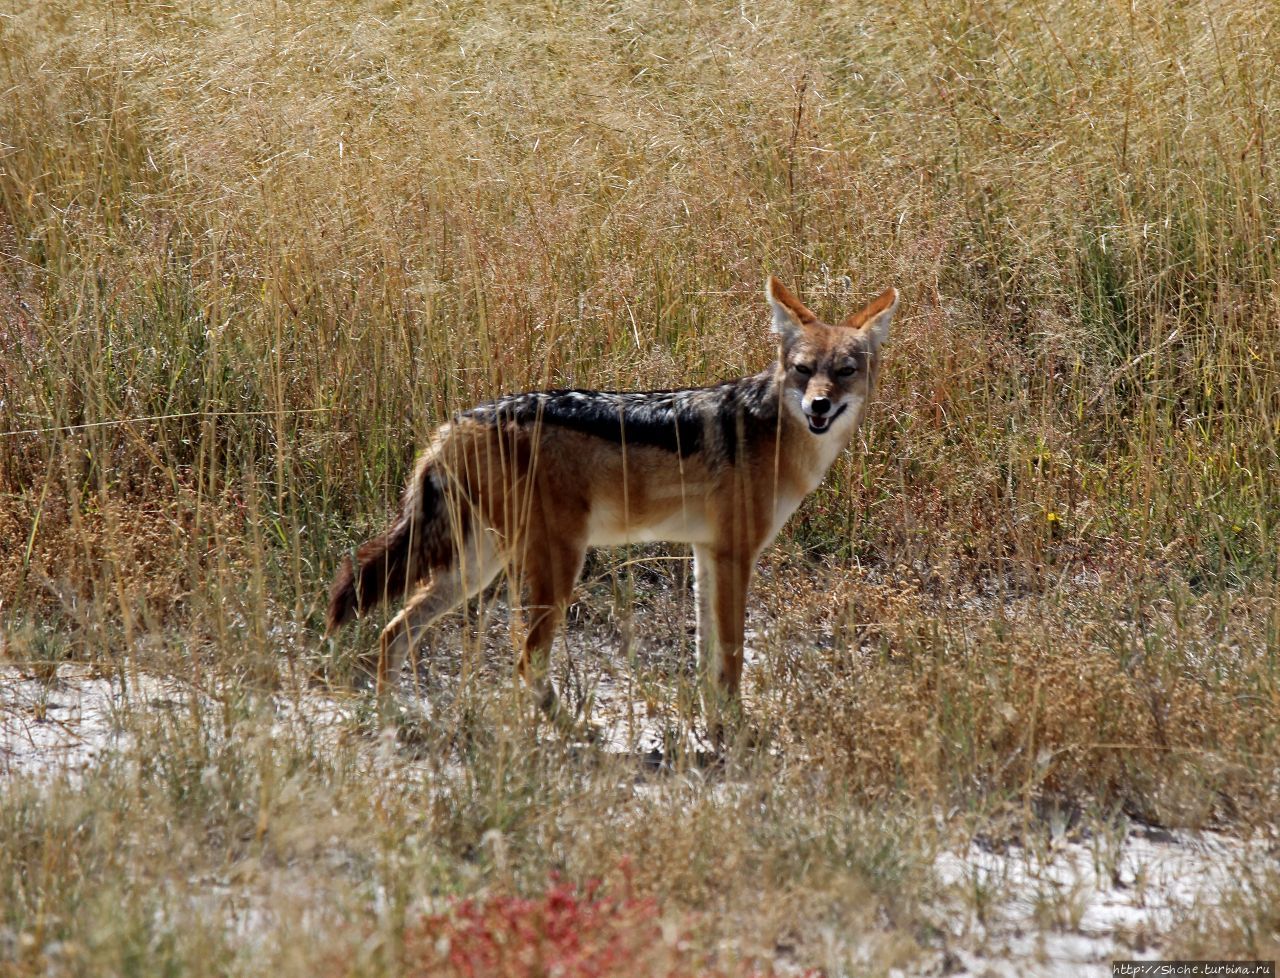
(775, 572, 1277, 825)
(0, 468, 249, 651)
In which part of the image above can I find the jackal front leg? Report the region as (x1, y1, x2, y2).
(512, 530, 588, 733)
(693, 545, 752, 740)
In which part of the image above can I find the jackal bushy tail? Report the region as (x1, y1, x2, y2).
(325, 458, 460, 633)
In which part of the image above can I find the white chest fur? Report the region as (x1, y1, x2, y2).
(797, 406, 860, 493)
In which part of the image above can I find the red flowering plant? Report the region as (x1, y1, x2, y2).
(394, 872, 820, 978)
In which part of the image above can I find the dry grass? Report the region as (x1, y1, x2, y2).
(1, 0, 1279, 974)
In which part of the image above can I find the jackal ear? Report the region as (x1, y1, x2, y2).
(840, 287, 898, 350)
(766, 275, 816, 340)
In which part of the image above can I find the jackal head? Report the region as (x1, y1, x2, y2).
(766, 276, 897, 436)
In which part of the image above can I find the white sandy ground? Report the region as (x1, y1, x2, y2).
(923, 828, 1267, 978)
(1, 663, 1272, 977)
(1, 664, 173, 779)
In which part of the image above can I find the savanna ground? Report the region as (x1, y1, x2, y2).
(2, 1, 1279, 975)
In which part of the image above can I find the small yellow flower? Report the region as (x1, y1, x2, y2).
(1045, 512, 1060, 523)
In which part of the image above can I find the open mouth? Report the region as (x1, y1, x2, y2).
(806, 403, 847, 434)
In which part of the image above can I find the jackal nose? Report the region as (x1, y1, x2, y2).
(809, 397, 831, 416)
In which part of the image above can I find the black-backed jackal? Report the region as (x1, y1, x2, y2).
(326, 277, 896, 732)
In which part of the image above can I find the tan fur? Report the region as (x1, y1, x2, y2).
(327, 277, 897, 735)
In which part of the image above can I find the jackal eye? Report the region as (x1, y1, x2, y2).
(793, 364, 814, 377)
(836, 365, 857, 377)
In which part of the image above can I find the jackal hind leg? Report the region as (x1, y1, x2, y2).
(375, 532, 502, 696)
